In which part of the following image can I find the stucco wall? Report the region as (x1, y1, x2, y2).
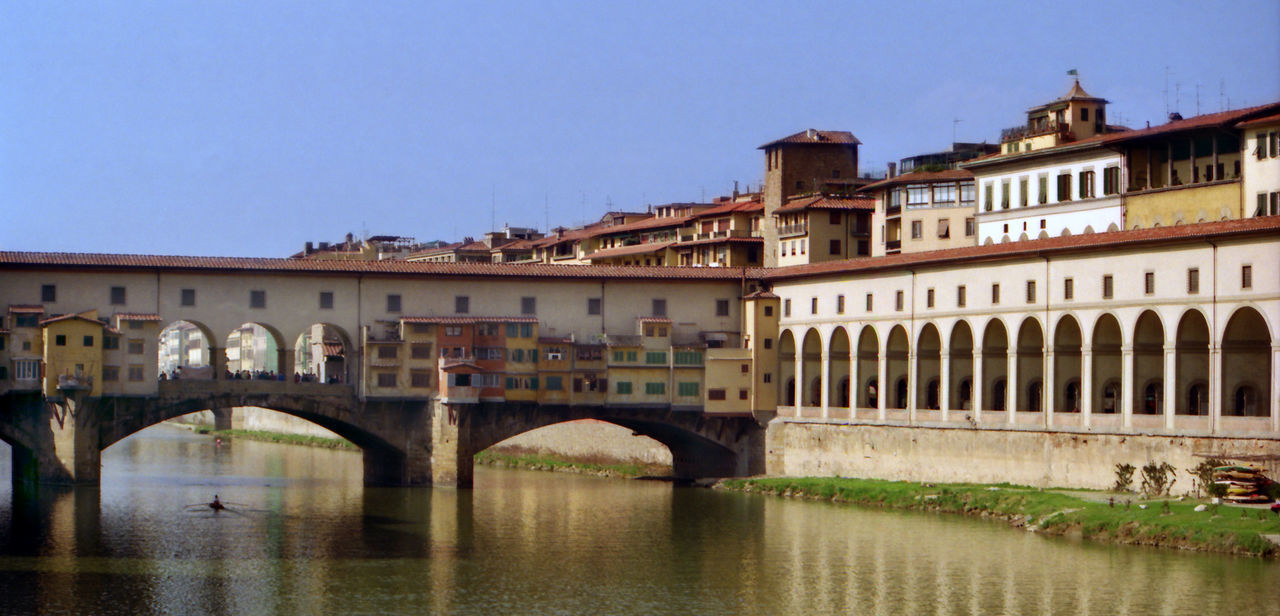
(766, 418, 1280, 490)
(488, 419, 673, 466)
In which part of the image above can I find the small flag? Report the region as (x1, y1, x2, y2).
(1067, 69, 1078, 76)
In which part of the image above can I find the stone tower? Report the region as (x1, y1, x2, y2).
(760, 129, 860, 267)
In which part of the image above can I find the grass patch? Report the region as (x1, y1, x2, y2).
(193, 426, 357, 450)
(719, 477, 1280, 558)
(474, 449, 667, 478)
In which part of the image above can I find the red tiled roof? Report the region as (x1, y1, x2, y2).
(676, 236, 763, 248)
(775, 195, 875, 214)
(8, 305, 45, 314)
(586, 242, 674, 261)
(691, 198, 764, 219)
(321, 343, 344, 357)
(765, 216, 1280, 281)
(742, 290, 779, 299)
(585, 214, 690, 239)
(760, 129, 860, 148)
(39, 313, 106, 326)
(1102, 102, 1280, 144)
(0, 252, 751, 281)
(962, 132, 1116, 168)
(1237, 112, 1280, 129)
(399, 316, 540, 324)
(116, 313, 162, 322)
(528, 225, 598, 248)
(637, 317, 672, 323)
(861, 169, 974, 192)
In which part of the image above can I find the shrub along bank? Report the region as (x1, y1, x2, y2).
(193, 427, 357, 450)
(717, 477, 1280, 558)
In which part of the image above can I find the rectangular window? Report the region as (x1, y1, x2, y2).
(181, 288, 196, 307)
(616, 381, 632, 395)
(520, 323, 532, 338)
(964, 217, 975, 237)
(102, 366, 118, 382)
(545, 376, 563, 391)
(411, 344, 432, 359)
(763, 338, 772, 349)
(708, 388, 727, 401)
(895, 290, 904, 312)
(715, 299, 730, 316)
(455, 296, 469, 314)
(521, 297, 536, 315)
(1019, 177, 1028, 207)
(836, 294, 845, 314)
(1257, 134, 1267, 160)
(811, 297, 818, 314)
(1144, 272, 1155, 295)
(1057, 173, 1071, 201)
(55, 334, 66, 346)
(1000, 180, 1010, 209)
(506, 323, 519, 337)
(587, 297, 602, 315)
(377, 345, 398, 359)
(674, 351, 703, 365)
(1080, 170, 1096, 198)
(677, 382, 699, 397)
(41, 284, 56, 302)
(128, 339, 144, 355)
(411, 371, 431, 388)
(645, 351, 667, 365)
(932, 183, 956, 204)
(829, 239, 841, 255)
(1026, 280, 1036, 303)
(320, 291, 334, 309)
(110, 286, 127, 305)
(910, 220, 922, 239)
(983, 182, 993, 211)
(1242, 265, 1252, 289)
(1103, 166, 1120, 195)
(104, 336, 119, 350)
(387, 294, 402, 313)
(128, 365, 144, 382)
(1064, 278, 1074, 300)
(739, 388, 749, 400)
(865, 293, 873, 311)
(763, 306, 773, 317)
(1038, 175, 1048, 204)
(645, 382, 666, 395)
(784, 299, 791, 317)
(906, 184, 929, 206)
(652, 299, 667, 317)
(829, 211, 841, 225)
(250, 290, 266, 309)
(83, 335, 94, 347)
(377, 373, 397, 388)
(1187, 268, 1200, 294)
(926, 288, 934, 308)
(991, 283, 1000, 305)
(1103, 275, 1114, 299)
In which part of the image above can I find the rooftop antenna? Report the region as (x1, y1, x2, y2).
(1163, 66, 1170, 116)
(1175, 82, 1181, 115)
(1195, 82, 1201, 116)
(952, 118, 962, 144)
(543, 193, 549, 233)
(1219, 79, 1227, 112)
(490, 188, 496, 232)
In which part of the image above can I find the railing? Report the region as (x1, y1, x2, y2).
(1000, 121, 1069, 143)
(886, 205, 901, 216)
(778, 223, 808, 237)
(886, 240, 901, 252)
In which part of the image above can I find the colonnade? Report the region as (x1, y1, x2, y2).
(777, 304, 1277, 436)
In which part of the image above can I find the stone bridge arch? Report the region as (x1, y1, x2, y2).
(452, 403, 766, 488)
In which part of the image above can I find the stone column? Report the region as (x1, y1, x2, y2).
(820, 350, 831, 419)
(849, 349, 859, 418)
(793, 348, 804, 414)
(1272, 345, 1280, 433)
(1163, 343, 1177, 431)
(907, 350, 918, 424)
(1044, 348, 1056, 428)
(1081, 344, 1094, 429)
(277, 348, 295, 379)
(940, 344, 951, 422)
(210, 346, 226, 380)
(1121, 345, 1135, 431)
(972, 350, 984, 424)
(211, 408, 233, 431)
(1007, 349, 1018, 424)
(877, 341, 889, 421)
(1209, 345, 1222, 434)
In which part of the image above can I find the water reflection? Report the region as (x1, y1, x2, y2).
(0, 425, 1276, 615)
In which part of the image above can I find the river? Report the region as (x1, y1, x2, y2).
(0, 424, 1276, 615)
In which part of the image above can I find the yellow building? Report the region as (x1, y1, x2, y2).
(40, 311, 105, 397)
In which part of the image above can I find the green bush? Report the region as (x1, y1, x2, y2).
(1114, 463, 1136, 492)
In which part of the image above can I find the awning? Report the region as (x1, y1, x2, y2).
(938, 218, 950, 238)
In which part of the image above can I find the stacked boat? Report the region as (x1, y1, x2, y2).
(1214, 465, 1274, 503)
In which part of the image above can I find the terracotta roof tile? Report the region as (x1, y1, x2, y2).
(1237, 112, 1280, 129)
(39, 313, 106, 326)
(0, 252, 750, 281)
(691, 198, 764, 218)
(400, 316, 540, 324)
(637, 317, 672, 323)
(1102, 102, 1280, 144)
(321, 343, 344, 357)
(760, 129, 860, 148)
(774, 196, 875, 214)
(586, 242, 674, 261)
(676, 236, 763, 248)
(861, 169, 974, 192)
(743, 290, 779, 299)
(115, 313, 162, 322)
(585, 214, 691, 239)
(765, 216, 1280, 281)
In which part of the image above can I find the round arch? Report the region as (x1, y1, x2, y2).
(1174, 309, 1210, 415)
(1052, 314, 1083, 413)
(948, 320, 975, 412)
(1221, 306, 1271, 417)
(158, 319, 217, 379)
(225, 322, 288, 379)
(916, 323, 942, 410)
(828, 327, 852, 410)
(1015, 317, 1044, 412)
(981, 319, 1009, 411)
(886, 325, 910, 409)
(1092, 313, 1124, 414)
(1133, 310, 1164, 415)
(778, 329, 797, 407)
(293, 322, 354, 384)
(801, 329, 823, 407)
(857, 326, 880, 409)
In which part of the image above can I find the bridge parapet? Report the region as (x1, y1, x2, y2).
(157, 380, 355, 399)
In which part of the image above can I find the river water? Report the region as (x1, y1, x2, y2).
(0, 424, 1276, 615)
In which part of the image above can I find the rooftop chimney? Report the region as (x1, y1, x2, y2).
(887, 162, 897, 179)
(305, 241, 314, 254)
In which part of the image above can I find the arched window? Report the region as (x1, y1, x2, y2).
(992, 379, 1007, 411)
(838, 377, 850, 407)
(1143, 381, 1163, 414)
(926, 379, 940, 410)
(1027, 380, 1043, 412)
(895, 378, 908, 409)
(1234, 385, 1258, 416)
(785, 378, 796, 406)
(1102, 381, 1121, 414)
(959, 378, 972, 410)
(1064, 380, 1081, 412)
(1187, 383, 1207, 415)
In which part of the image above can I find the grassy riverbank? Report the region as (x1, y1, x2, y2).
(474, 449, 669, 478)
(718, 477, 1280, 558)
(192, 426, 357, 450)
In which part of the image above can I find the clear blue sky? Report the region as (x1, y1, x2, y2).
(3, 0, 1278, 257)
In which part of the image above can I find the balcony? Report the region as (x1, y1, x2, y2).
(1001, 121, 1070, 143)
(778, 223, 808, 238)
(886, 204, 901, 216)
(886, 239, 901, 252)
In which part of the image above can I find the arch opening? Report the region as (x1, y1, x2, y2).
(1092, 314, 1123, 414)
(981, 320, 1008, 412)
(158, 320, 215, 380)
(1175, 310, 1210, 415)
(778, 330, 797, 408)
(1221, 307, 1271, 417)
(225, 323, 287, 380)
(828, 327, 851, 411)
(948, 321, 974, 411)
(1053, 316, 1082, 413)
(294, 323, 353, 385)
(801, 329, 822, 407)
(1133, 311, 1164, 415)
(1015, 318, 1044, 412)
(916, 324, 941, 411)
(886, 325, 910, 410)
(857, 327, 880, 409)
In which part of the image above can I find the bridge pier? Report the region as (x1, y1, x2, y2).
(1, 392, 103, 485)
(210, 408, 233, 431)
(430, 400, 476, 488)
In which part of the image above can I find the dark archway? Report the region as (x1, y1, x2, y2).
(916, 323, 941, 411)
(857, 326, 880, 409)
(886, 325, 910, 410)
(1221, 307, 1271, 417)
(1174, 309, 1210, 415)
(829, 327, 851, 411)
(949, 321, 974, 411)
(801, 329, 822, 407)
(981, 320, 1008, 412)
(1015, 318, 1044, 412)
(1092, 314, 1123, 414)
(1133, 311, 1164, 415)
(778, 330, 796, 408)
(1053, 316, 1082, 412)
